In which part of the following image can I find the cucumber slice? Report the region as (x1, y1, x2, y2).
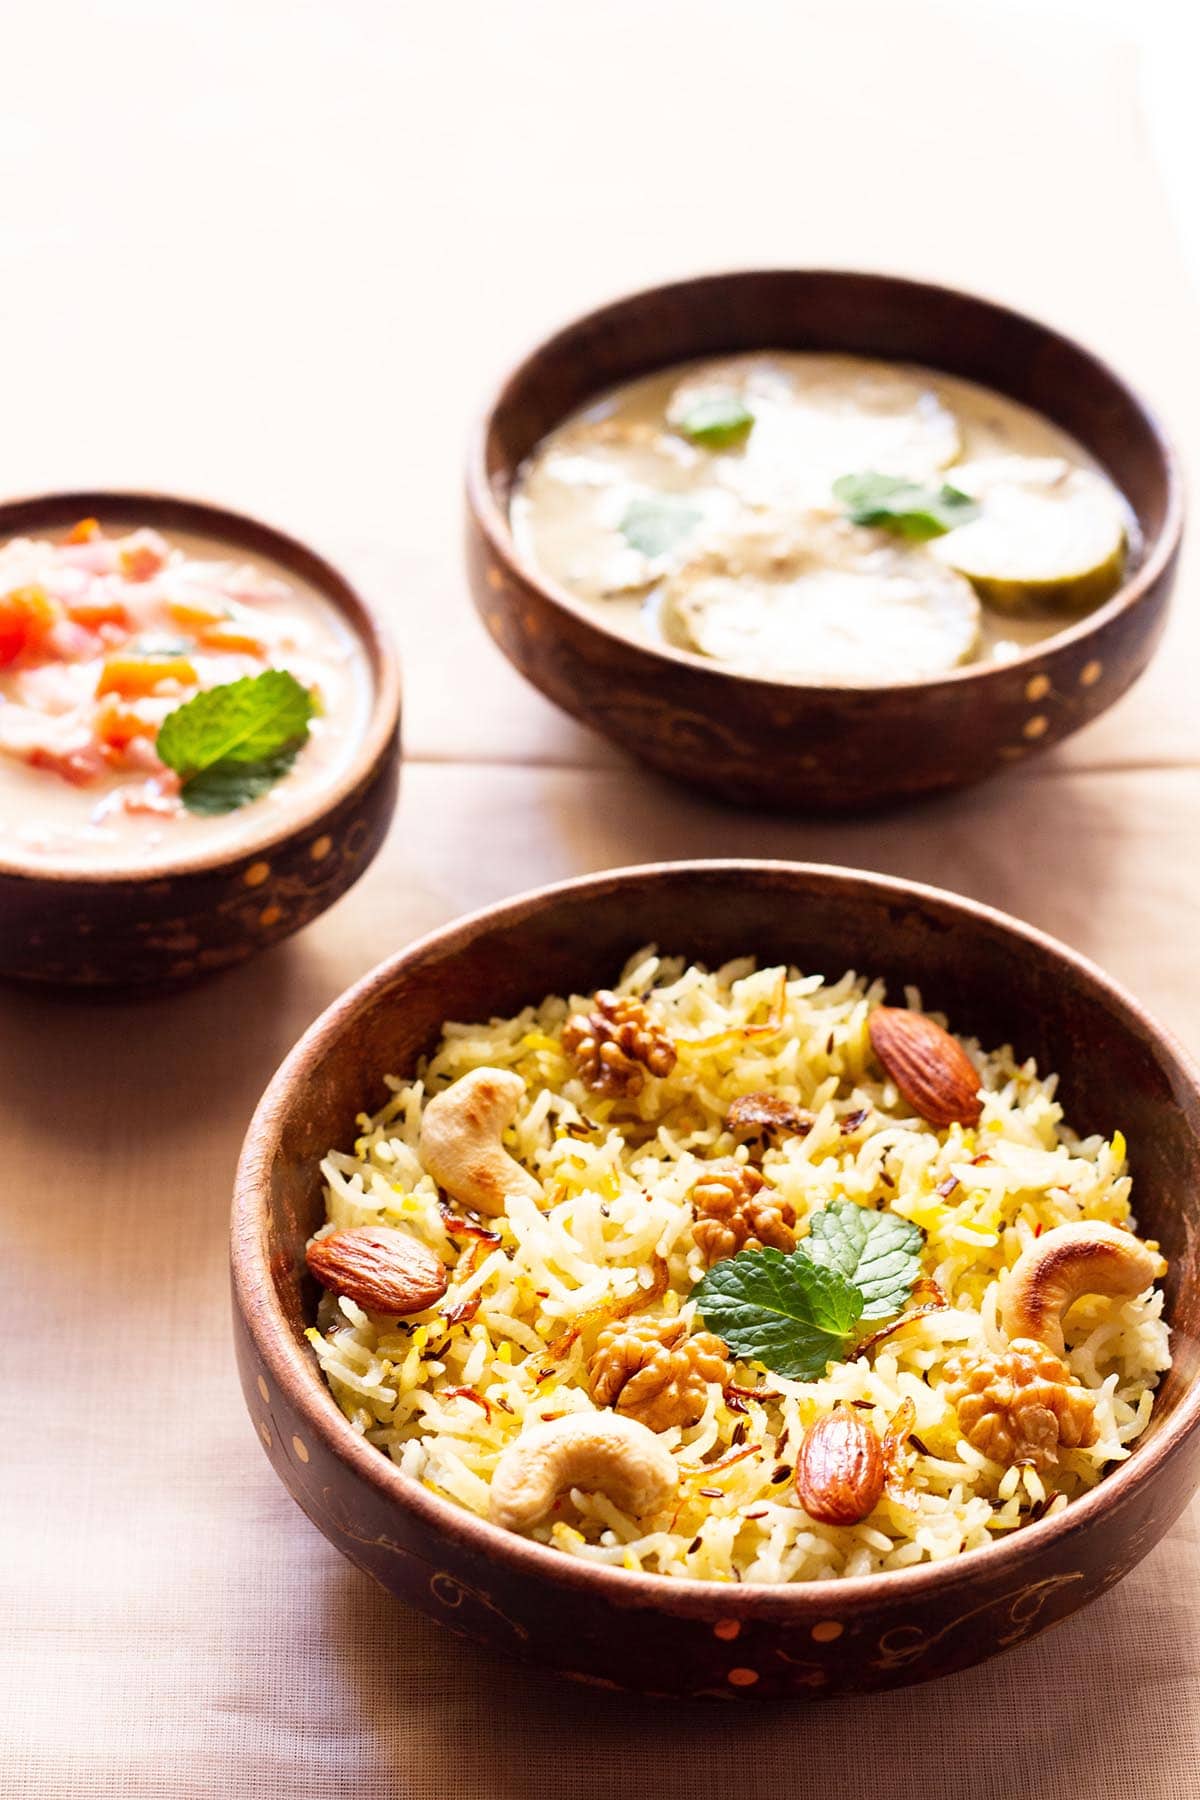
(666, 355, 962, 510)
(662, 528, 980, 684)
(932, 458, 1127, 612)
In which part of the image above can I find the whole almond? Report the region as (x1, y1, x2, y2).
(868, 1006, 982, 1129)
(795, 1404, 885, 1526)
(306, 1226, 448, 1316)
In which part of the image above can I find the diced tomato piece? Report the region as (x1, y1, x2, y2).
(199, 623, 267, 656)
(118, 530, 169, 582)
(0, 620, 24, 667)
(0, 585, 63, 668)
(65, 517, 102, 544)
(96, 654, 198, 698)
(28, 741, 108, 786)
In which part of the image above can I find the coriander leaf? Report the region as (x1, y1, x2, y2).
(801, 1201, 925, 1320)
(833, 471, 980, 540)
(693, 1246, 863, 1381)
(157, 668, 316, 815)
(619, 494, 701, 559)
(673, 394, 754, 449)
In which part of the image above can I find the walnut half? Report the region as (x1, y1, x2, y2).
(562, 990, 677, 1098)
(588, 1317, 729, 1431)
(691, 1163, 797, 1265)
(943, 1338, 1099, 1470)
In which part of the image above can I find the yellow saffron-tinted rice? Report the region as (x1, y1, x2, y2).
(308, 951, 1169, 1584)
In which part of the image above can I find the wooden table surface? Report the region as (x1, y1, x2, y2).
(3, 3, 1198, 1795)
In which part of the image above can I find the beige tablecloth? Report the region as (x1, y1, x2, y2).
(4, 4, 1200, 1795)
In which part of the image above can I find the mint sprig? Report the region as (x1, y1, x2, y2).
(157, 668, 316, 815)
(693, 1247, 862, 1382)
(619, 494, 701, 559)
(673, 394, 754, 449)
(833, 471, 979, 540)
(694, 1202, 926, 1379)
(802, 1200, 925, 1320)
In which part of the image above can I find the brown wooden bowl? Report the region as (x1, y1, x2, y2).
(0, 490, 401, 987)
(231, 861, 1200, 1699)
(465, 271, 1183, 810)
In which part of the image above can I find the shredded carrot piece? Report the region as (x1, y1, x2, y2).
(96, 654, 197, 698)
(66, 596, 129, 629)
(166, 597, 228, 630)
(65, 517, 101, 544)
(199, 623, 267, 656)
(94, 693, 156, 748)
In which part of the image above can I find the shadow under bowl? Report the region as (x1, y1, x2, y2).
(231, 860, 1200, 1699)
(465, 270, 1182, 811)
(0, 490, 401, 987)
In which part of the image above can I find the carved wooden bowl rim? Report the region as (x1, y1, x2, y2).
(232, 858, 1200, 1623)
(0, 487, 402, 885)
(465, 268, 1183, 697)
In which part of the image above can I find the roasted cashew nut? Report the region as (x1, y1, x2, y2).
(489, 1410, 679, 1533)
(1001, 1221, 1164, 1356)
(419, 1066, 543, 1218)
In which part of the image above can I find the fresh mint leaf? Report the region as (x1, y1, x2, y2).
(801, 1201, 925, 1320)
(619, 494, 701, 559)
(693, 1247, 863, 1381)
(833, 471, 980, 540)
(673, 395, 754, 448)
(157, 668, 315, 815)
(694, 1203, 926, 1377)
(171, 750, 300, 816)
